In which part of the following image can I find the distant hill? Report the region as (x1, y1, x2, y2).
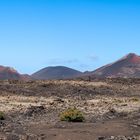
(0, 65, 31, 80)
(31, 66, 83, 80)
(87, 53, 140, 78)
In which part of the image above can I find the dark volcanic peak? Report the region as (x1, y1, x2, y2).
(0, 65, 21, 80)
(90, 53, 140, 78)
(0, 65, 31, 80)
(32, 66, 83, 80)
(0, 66, 17, 73)
(111, 53, 140, 68)
(123, 53, 140, 63)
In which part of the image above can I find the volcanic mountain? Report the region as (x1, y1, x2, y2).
(32, 66, 83, 80)
(0, 66, 31, 80)
(90, 53, 140, 78)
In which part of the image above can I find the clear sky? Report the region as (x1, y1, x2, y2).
(0, 0, 140, 74)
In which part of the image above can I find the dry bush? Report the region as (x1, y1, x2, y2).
(60, 108, 84, 122)
(0, 112, 5, 120)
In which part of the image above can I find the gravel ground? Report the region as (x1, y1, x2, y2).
(0, 79, 139, 140)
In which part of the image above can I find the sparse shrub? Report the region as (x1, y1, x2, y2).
(113, 99, 123, 104)
(0, 112, 5, 120)
(130, 97, 139, 102)
(60, 107, 84, 122)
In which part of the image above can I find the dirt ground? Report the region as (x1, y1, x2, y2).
(0, 79, 139, 140)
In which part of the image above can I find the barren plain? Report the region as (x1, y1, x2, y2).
(0, 79, 139, 140)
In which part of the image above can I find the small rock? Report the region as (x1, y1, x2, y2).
(98, 136, 105, 140)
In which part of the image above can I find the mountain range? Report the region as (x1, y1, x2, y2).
(1, 53, 140, 80)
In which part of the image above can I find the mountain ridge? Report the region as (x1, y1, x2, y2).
(88, 53, 140, 78)
(1, 53, 140, 80)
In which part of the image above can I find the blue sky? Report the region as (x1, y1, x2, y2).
(0, 0, 140, 74)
